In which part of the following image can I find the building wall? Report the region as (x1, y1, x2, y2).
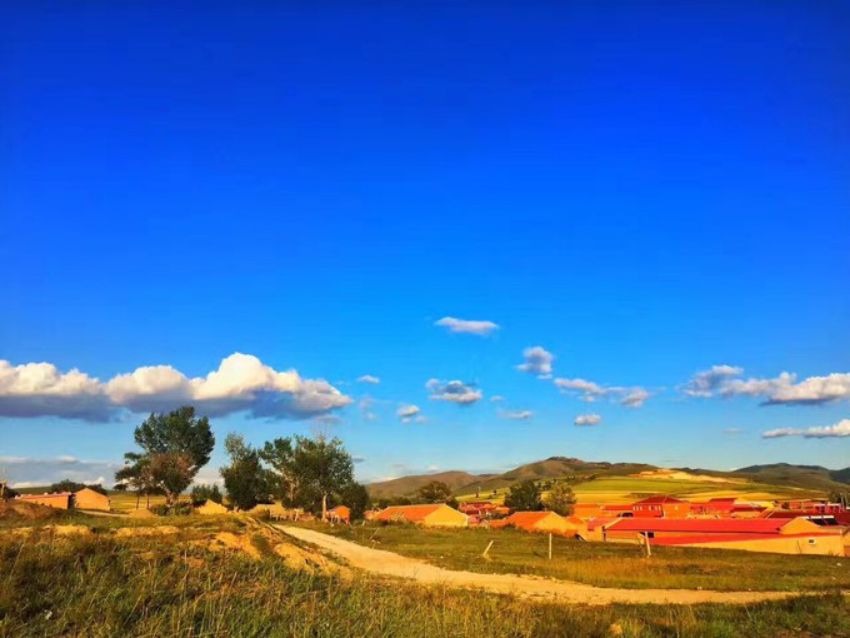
(18, 495, 71, 510)
(679, 535, 844, 556)
(75, 489, 110, 511)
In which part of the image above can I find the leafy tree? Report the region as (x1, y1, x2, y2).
(117, 406, 215, 508)
(48, 480, 107, 495)
(504, 480, 543, 511)
(417, 480, 452, 503)
(260, 437, 300, 505)
(220, 433, 272, 511)
(115, 455, 158, 509)
(338, 482, 370, 520)
(191, 483, 223, 506)
(290, 435, 354, 518)
(545, 481, 576, 516)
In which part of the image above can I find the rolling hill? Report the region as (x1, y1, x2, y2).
(368, 457, 850, 500)
(366, 471, 492, 499)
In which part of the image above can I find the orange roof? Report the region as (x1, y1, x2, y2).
(374, 504, 445, 522)
(504, 511, 562, 530)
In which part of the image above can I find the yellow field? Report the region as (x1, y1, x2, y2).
(107, 491, 168, 513)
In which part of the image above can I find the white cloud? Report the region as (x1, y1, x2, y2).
(762, 419, 850, 439)
(1, 455, 122, 488)
(489, 395, 505, 402)
(0, 360, 112, 419)
(358, 396, 378, 421)
(574, 413, 602, 426)
(516, 346, 554, 376)
(554, 377, 650, 408)
(397, 404, 421, 423)
(499, 409, 533, 420)
(0, 353, 351, 421)
(357, 374, 381, 385)
(683, 366, 850, 406)
(434, 316, 499, 336)
(681, 365, 743, 398)
(426, 378, 482, 405)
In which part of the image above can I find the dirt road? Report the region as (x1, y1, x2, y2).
(277, 525, 811, 606)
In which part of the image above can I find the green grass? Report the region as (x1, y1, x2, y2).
(2, 519, 849, 637)
(304, 523, 850, 592)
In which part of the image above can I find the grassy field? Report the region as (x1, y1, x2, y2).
(301, 522, 850, 593)
(1, 514, 849, 637)
(107, 490, 169, 513)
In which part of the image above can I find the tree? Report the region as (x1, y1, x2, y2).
(48, 480, 107, 495)
(260, 437, 300, 505)
(220, 433, 271, 511)
(191, 483, 223, 506)
(504, 480, 542, 511)
(417, 480, 452, 503)
(115, 455, 157, 509)
(117, 406, 215, 508)
(545, 481, 576, 516)
(290, 435, 354, 518)
(338, 482, 370, 520)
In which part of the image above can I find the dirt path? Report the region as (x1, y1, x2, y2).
(277, 526, 813, 606)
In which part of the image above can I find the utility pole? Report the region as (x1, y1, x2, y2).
(548, 533, 553, 560)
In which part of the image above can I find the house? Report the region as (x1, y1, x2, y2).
(195, 500, 229, 515)
(602, 516, 844, 555)
(373, 504, 468, 527)
(74, 487, 111, 511)
(493, 511, 584, 537)
(326, 505, 351, 524)
(632, 495, 690, 518)
(17, 492, 73, 510)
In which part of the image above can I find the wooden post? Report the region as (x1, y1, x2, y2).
(548, 533, 553, 560)
(642, 533, 652, 557)
(482, 540, 494, 560)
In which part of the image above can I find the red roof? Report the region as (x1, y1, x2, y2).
(374, 504, 465, 523)
(607, 518, 797, 534)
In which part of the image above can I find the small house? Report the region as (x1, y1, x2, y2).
(373, 504, 468, 527)
(17, 492, 73, 510)
(326, 505, 351, 524)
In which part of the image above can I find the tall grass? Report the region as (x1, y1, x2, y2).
(1, 529, 848, 637)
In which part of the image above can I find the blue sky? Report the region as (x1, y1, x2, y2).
(2, 2, 849, 487)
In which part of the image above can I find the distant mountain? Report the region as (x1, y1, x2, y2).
(368, 457, 850, 500)
(368, 457, 657, 498)
(367, 471, 492, 499)
(732, 463, 850, 493)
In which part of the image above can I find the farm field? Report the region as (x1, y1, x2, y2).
(456, 475, 820, 505)
(2, 512, 849, 638)
(301, 522, 850, 593)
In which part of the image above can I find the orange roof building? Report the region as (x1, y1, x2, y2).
(496, 511, 584, 537)
(373, 504, 468, 527)
(326, 505, 351, 523)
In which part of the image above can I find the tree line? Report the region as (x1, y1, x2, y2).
(115, 406, 369, 519)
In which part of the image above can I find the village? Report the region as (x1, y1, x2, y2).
(9, 479, 850, 558)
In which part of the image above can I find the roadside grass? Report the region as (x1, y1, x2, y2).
(303, 522, 850, 592)
(1, 520, 848, 638)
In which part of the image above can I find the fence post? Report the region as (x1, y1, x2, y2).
(548, 533, 553, 560)
(483, 540, 494, 560)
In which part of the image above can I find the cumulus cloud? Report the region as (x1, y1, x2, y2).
(0, 455, 122, 488)
(554, 377, 650, 408)
(499, 409, 533, 420)
(681, 365, 743, 398)
(434, 316, 499, 336)
(683, 366, 850, 406)
(396, 404, 422, 423)
(0, 354, 351, 421)
(426, 378, 482, 405)
(357, 375, 381, 385)
(574, 413, 602, 426)
(516, 346, 554, 377)
(762, 419, 850, 439)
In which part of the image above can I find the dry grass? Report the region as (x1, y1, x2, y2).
(1, 516, 848, 637)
